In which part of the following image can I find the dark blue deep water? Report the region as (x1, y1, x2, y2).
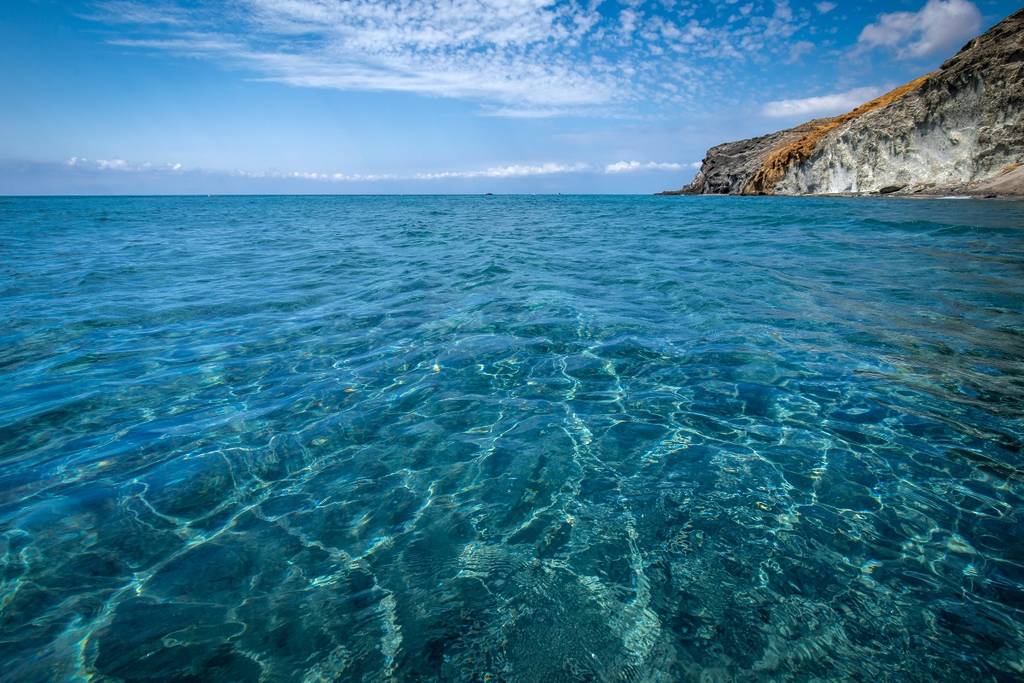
(1, 195, 1024, 682)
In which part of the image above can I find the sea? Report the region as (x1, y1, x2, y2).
(1, 195, 1023, 681)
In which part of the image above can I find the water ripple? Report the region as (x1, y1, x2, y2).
(1, 195, 1023, 681)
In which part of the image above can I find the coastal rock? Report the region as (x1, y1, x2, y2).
(666, 8, 1024, 197)
(670, 119, 829, 195)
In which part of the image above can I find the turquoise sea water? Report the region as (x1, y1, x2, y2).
(1, 195, 1023, 681)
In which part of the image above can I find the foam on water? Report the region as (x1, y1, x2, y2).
(0, 195, 1023, 681)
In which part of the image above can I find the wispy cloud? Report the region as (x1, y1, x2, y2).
(480, 106, 597, 119)
(856, 0, 982, 59)
(760, 85, 885, 118)
(231, 168, 398, 182)
(93, 1, 618, 110)
(83, 0, 189, 25)
(786, 40, 815, 63)
(65, 157, 595, 182)
(604, 160, 684, 174)
(65, 156, 696, 181)
(67, 156, 184, 172)
(415, 163, 590, 180)
(87, 0, 817, 117)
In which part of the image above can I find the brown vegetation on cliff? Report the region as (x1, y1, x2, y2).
(742, 75, 934, 194)
(667, 7, 1023, 197)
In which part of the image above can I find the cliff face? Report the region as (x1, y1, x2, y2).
(682, 119, 828, 194)
(669, 8, 1024, 197)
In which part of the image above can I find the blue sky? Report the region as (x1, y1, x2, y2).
(1, 0, 1019, 194)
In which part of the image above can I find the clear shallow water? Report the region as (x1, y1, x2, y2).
(1, 195, 1023, 682)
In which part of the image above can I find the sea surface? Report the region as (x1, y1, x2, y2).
(1, 195, 1023, 682)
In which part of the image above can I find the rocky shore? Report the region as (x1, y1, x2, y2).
(663, 8, 1024, 198)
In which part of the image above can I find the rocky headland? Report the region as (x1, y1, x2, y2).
(664, 8, 1024, 198)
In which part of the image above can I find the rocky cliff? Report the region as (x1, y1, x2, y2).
(667, 7, 1024, 197)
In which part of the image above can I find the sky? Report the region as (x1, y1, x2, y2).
(0, 0, 1019, 194)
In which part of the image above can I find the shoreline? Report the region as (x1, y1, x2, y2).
(656, 188, 1024, 200)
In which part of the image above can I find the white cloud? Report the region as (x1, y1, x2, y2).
(415, 163, 590, 180)
(88, 0, 822, 117)
(620, 9, 639, 37)
(66, 156, 592, 181)
(786, 40, 815, 63)
(95, 1, 618, 110)
(856, 0, 982, 59)
(815, 2, 836, 14)
(82, 0, 189, 25)
(604, 161, 684, 174)
(96, 159, 131, 170)
(760, 85, 885, 118)
(66, 156, 184, 172)
(231, 168, 399, 182)
(480, 106, 591, 119)
(64, 156, 709, 182)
